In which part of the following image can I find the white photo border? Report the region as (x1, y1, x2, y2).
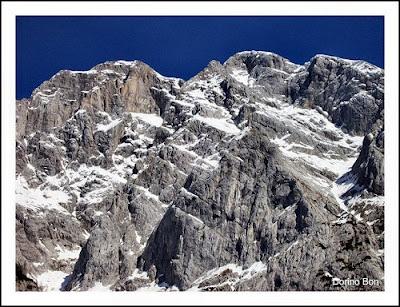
(2, 1, 398, 306)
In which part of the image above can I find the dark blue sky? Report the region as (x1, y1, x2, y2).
(16, 16, 384, 99)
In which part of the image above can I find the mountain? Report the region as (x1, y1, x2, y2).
(15, 51, 384, 291)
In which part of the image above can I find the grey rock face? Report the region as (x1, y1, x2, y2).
(141, 131, 314, 289)
(352, 126, 384, 195)
(16, 51, 384, 291)
(140, 130, 382, 290)
(289, 55, 384, 135)
(65, 215, 121, 290)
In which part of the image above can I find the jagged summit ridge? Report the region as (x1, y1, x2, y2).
(16, 51, 384, 292)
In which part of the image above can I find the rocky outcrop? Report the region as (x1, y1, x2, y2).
(289, 55, 384, 135)
(141, 131, 308, 289)
(15, 51, 384, 291)
(352, 126, 384, 195)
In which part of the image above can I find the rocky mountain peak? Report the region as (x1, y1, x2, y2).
(310, 54, 384, 75)
(16, 51, 384, 292)
(224, 50, 300, 74)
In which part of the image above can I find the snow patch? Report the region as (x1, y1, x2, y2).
(96, 118, 122, 132)
(35, 271, 69, 291)
(114, 60, 137, 67)
(193, 115, 241, 135)
(230, 69, 250, 85)
(135, 185, 168, 208)
(270, 134, 356, 176)
(16, 176, 71, 214)
(189, 261, 268, 291)
(187, 213, 204, 225)
(55, 245, 81, 261)
(180, 187, 199, 199)
(65, 164, 127, 206)
(88, 282, 112, 292)
(131, 113, 163, 127)
(69, 69, 98, 75)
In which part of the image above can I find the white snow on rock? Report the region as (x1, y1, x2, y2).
(127, 268, 149, 281)
(230, 69, 251, 85)
(270, 134, 356, 176)
(35, 270, 70, 291)
(69, 69, 98, 75)
(330, 173, 360, 211)
(131, 113, 163, 127)
(17, 53, 384, 292)
(82, 230, 91, 240)
(135, 283, 179, 292)
(16, 176, 71, 214)
(114, 60, 137, 67)
(349, 60, 383, 75)
(55, 245, 81, 261)
(134, 185, 169, 208)
(258, 97, 367, 217)
(188, 261, 269, 291)
(88, 282, 112, 292)
(75, 109, 87, 116)
(313, 54, 383, 76)
(257, 100, 363, 149)
(180, 187, 199, 199)
(186, 213, 204, 225)
(126, 269, 179, 292)
(347, 194, 385, 208)
(286, 240, 299, 252)
(95, 118, 122, 132)
(200, 152, 221, 168)
(65, 164, 127, 206)
(134, 230, 142, 245)
(193, 115, 241, 135)
(185, 88, 208, 101)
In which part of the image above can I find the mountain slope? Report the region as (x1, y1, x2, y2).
(16, 51, 384, 291)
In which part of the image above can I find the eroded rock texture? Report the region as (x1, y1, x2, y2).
(16, 51, 384, 291)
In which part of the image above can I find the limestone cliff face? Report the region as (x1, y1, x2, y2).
(352, 125, 384, 195)
(16, 51, 384, 291)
